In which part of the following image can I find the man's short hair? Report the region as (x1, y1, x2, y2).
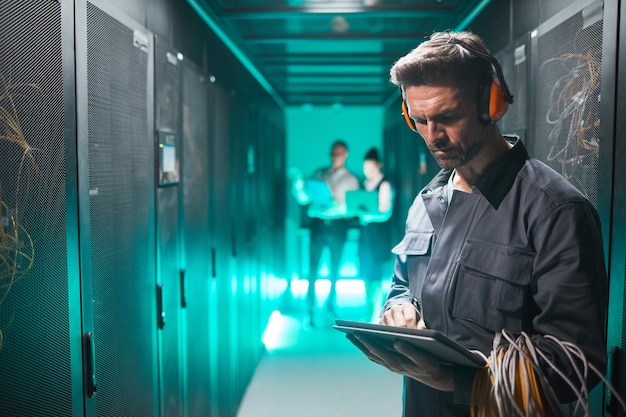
(390, 31, 493, 102)
(331, 140, 348, 151)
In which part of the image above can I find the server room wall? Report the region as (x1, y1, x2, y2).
(0, 1, 285, 417)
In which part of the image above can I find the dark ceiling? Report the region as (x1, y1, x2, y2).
(187, 0, 491, 107)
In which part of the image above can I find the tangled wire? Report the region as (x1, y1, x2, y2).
(543, 49, 601, 180)
(471, 330, 626, 417)
(0, 75, 37, 350)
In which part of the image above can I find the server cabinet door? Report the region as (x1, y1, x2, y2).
(154, 37, 185, 417)
(0, 1, 83, 415)
(181, 61, 215, 417)
(527, 1, 608, 415)
(212, 84, 238, 417)
(75, 1, 158, 415)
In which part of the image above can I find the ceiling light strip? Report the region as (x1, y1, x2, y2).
(186, 0, 286, 109)
(454, 0, 491, 31)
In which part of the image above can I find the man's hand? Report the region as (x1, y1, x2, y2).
(346, 301, 453, 391)
(346, 335, 454, 392)
(379, 302, 426, 329)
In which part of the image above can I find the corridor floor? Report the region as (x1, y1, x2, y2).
(236, 280, 403, 417)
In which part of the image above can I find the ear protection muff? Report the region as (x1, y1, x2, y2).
(401, 99, 417, 132)
(400, 36, 514, 129)
(476, 71, 510, 124)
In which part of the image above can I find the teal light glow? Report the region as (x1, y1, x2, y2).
(289, 278, 365, 307)
(267, 274, 289, 299)
(316, 260, 358, 278)
(454, 0, 491, 31)
(231, 274, 238, 295)
(186, 0, 286, 109)
(243, 274, 251, 294)
(262, 310, 298, 351)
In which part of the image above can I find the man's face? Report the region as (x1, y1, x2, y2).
(331, 145, 348, 168)
(404, 84, 487, 170)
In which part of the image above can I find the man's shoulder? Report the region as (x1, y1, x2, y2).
(523, 158, 579, 187)
(519, 158, 590, 204)
(314, 166, 331, 176)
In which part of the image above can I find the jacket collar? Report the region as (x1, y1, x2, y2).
(422, 136, 528, 209)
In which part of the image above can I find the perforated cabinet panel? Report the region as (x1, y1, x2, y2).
(530, 1, 603, 207)
(181, 61, 215, 417)
(82, 1, 157, 415)
(0, 1, 74, 416)
(156, 38, 181, 133)
(154, 37, 184, 417)
(530, 4, 605, 416)
(212, 83, 238, 417)
(496, 36, 529, 140)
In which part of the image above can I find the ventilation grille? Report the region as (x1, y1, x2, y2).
(0, 1, 71, 416)
(532, 3, 603, 207)
(155, 38, 181, 132)
(497, 39, 528, 138)
(155, 38, 183, 417)
(85, 2, 155, 415)
(181, 62, 214, 416)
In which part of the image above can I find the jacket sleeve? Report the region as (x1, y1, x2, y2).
(382, 255, 412, 311)
(528, 200, 608, 402)
(382, 194, 434, 313)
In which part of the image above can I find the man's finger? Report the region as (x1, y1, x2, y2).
(393, 340, 438, 368)
(346, 334, 385, 365)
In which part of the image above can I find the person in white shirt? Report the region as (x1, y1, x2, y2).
(292, 140, 359, 327)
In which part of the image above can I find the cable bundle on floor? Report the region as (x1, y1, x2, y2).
(470, 330, 626, 417)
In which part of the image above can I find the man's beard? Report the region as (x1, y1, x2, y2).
(429, 134, 486, 169)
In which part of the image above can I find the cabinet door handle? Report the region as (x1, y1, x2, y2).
(606, 346, 621, 415)
(156, 284, 166, 329)
(211, 247, 217, 278)
(83, 332, 97, 398)
(180, 268, 187, 308)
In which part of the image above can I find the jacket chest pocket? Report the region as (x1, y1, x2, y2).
(451, 239, 534, 333)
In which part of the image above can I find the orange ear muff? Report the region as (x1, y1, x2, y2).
(488, 80, 509, 122)
(477, 73, 510, 124)
(401, 100, 417, 132)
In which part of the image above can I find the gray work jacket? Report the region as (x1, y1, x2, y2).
(384, 139, 608, 417)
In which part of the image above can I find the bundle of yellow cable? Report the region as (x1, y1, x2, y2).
(470, 329, 626, 417)
(470, 342, 556, 417)
(468, 330, 608, 417)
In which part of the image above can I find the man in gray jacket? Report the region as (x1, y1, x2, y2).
(348, 31, 607, 416)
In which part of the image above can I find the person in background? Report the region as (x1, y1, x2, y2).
(292, 140, 359, 327)
(355, 147, 394, 322)
(346, 30, 607, 416)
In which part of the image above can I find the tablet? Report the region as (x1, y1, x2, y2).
(305, 179, 334, 207)
(333, 319, 485, 368)
(346, 190, 379, 214)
